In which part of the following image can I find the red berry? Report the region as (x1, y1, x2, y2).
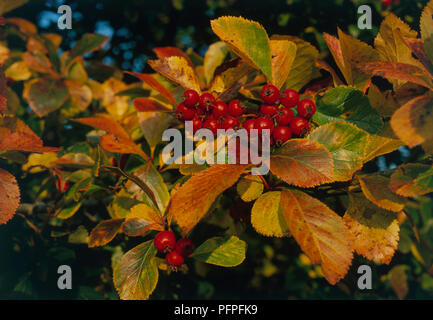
(203, 118, 220, 135)
(154, 230, 176, 253)
(280, 89, 299, 108)
(260, 104, 278, 116)
(382, 0, 392, 5)
(260, 84, 280, 104)
(276, 108, 294, 125)
(243, 118, 257, 135)
(199, 93, 216, 111)
(176, 103, 195, 121)
(272, 126, 292, 145)
(290, 117, 309, 136)
(166, 250, 184, 267)
(192, 116, 203, 132)
(212, 100, 228, 119)
(0, 16, 6, 26)
(254, 116, 274, 135)
(182, 89, 199, 107)
(175, 238, 194, 257)
(270, 136, 275, 146)
(222, 115, 240, 130)
(297, 99, 316, 119)
(228, 100, 245, 117)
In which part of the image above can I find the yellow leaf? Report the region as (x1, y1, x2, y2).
(236, 175, 264, 202)
(169, 164, 248, 236)
(100, 78, 130, 120)
(22, 152, 58, 173)
(88, 218, 124, 248)
(281, 189, 353, 285)
(269, 40, 297, 89)
(5, 61, 31, 81)
(122, 203, 164, 237)
(389, 265, 408, 300)
(65, 80, 92, 111)
(357, 174, 406, 212)
(148, 56, 201, 92)
(251, 191, 289, 237)
(343, 192, 399, 264)
(203, 41, 229, 85)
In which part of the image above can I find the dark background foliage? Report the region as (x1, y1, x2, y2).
(1, 0, 432, 300)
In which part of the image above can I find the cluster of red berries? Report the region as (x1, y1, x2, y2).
(252, 84, 316, 145)
(176, 90, 246, 134)
(176, 84, 315, 147)
(154, 230, 194, 269)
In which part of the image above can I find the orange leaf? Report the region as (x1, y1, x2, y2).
(148, 56, 201, 93)
(0, 118, 59, 153)
(153, 47, 194, 67)
(0, 168, 20, 225)
(270, 139, 334, 188)
(360, 62, 433, 90)
(88, 218, 124, 248)
(125, 72, 177, 105)
(73, 117, 150, 161)
(281, 189, 353, 284)
(323, 33, 346, 79)
(169, 164, 248, 236)
(122, 204, 164, 237)
(343, 192, 399, 264)
(133, 97, 172, 112)
(357, 174, 406, 212)
(390, 95, 433, 152)
(389, 163, 433, 197)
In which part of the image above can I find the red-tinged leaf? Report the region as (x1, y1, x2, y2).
(6, 17, 36, 34)
(360, 62, 433, 90)
(324, 33, 345, 76)
(0, 118, 59, 153)
(389, 164, 433, 197)
(169, 164, 249, 236)
(113, 240, 158, 300)
(390, 95, 433, 152)
(133, 97, 172, 112)
(88, 218, 124, 248)
(23, 78, 69, 117)
(125, 72, 177, 105)
(343, 192, 399, 265)
(0, 168, 20, 225)
(281, 189, 353, 285)
(270, 139, 334, 188)
(403, 37, 433, 76)
(22, 51, 57, 77)
(153, 46, 194, 67)
(148, 56, 201, 92)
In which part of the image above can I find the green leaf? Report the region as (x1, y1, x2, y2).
(68, 225, 89, 244)
(251, 191, 289, 237)
(312, 86, 383, 134)
(113, 240, 158, 300)
(307, 122, 369, 181)
(69, 33, 109, 63)
(191, 235, 247, 267)
(211, 16, 272, 81)
(23, 78, 69, 117)
(56, 201, 82, 220)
